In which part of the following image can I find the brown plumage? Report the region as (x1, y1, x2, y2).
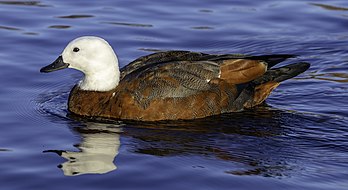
(67, 50, 310, 121)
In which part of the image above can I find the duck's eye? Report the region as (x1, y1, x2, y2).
(73, 47, 80, 52)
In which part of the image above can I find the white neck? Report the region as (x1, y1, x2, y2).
(79, 69, 120, 92)
(78, 59, 120, 92)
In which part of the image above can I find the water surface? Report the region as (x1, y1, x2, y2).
(0, 0, 347, 189)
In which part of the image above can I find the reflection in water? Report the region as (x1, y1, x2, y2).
(42, 100, 315, 177)
(44, 123, 122, 176)
(122, 106, 297, 177)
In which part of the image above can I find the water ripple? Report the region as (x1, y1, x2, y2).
(0, 25, 21, 31)
(102, 21, 153, 28)
(48, 25, 71, 29)
(56, 15, 94, 19)
(310, 3, 348, 11)
(0, 1, 50, 7)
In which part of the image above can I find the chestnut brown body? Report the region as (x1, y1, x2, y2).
(68, 51, 309, 121)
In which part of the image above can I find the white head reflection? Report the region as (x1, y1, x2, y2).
(45, 122, 122, 176)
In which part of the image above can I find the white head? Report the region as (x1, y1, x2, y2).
(40, 36, 120, 91)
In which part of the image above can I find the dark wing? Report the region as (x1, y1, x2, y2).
(120, 51, 212, 80)
(120, 50, 295, 80)
(121, 60, 221, 109)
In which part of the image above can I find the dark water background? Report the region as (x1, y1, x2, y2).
(0, 0, 347, 189)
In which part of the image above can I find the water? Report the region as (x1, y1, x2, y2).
(0, 0, 347, 189)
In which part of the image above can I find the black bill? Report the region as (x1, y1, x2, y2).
(40, 56, 69, 73)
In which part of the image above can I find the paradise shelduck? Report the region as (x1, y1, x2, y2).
(40, 36, 310, 121)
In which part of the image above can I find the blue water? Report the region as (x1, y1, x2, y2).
(0, 0, 348, 189)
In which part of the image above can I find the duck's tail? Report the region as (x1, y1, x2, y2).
(252, 62, 310, 84)
(233, 62, 310, 110)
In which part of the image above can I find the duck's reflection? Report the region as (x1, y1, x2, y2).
(44, 123, 122, 176)
(44, 104, 303, 177)
(124, 106, 291, 177)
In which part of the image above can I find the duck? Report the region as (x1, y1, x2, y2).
(40, 36, 310, 121)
